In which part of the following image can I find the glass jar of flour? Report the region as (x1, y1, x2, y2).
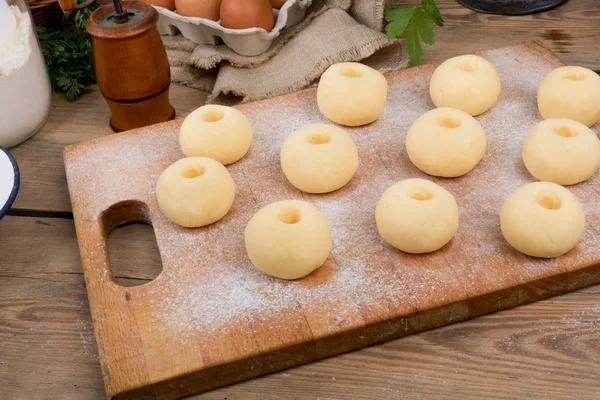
(0, 0, 51, 148)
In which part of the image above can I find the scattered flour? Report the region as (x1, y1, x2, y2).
(78, 319, 100, 361)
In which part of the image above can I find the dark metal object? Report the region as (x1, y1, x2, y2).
(456, 0, 568, 15)
(111, 0, 129, 23)
(99, 8, 142, 26)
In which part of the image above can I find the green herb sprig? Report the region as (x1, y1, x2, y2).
(385, 0, 444, 66)
(36, 1, 100, 101)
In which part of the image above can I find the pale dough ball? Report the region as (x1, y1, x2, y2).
(376, 178, 459, 254)
(429, 54, 501, 116)
(522, 118, 600, 185)
(156, 157, 235, 228)
(537, 66, 600, 127)
(180, 105, 253, 165)
(245, 200, 332, 280)
(317, 62, 388, 127)
(406, 107, 487, 178)
(280, 124, 359, 193)
(500, 182, 585, 258)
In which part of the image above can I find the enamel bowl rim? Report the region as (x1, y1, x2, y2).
(0, 146, 20, 219)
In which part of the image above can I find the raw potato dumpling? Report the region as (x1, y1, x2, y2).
(156, 157, 235, 228)
(376, 178, 459, 254)
(280, 124, 359, 193)
(501, 182, 585, 258)
(180, 105, 253, 165)
(245, 200, 332, 280)
(406, 107, 487, 177)
(317, 62, 388, 127)
(537, 66, 600, 127)
(522, 118, 600, 185)
(429, 54, 501, 116)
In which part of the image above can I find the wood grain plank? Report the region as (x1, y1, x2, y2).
(0, 275, 105, 400)
(420, 0, 600, 70)
(0, 215, 160, 282)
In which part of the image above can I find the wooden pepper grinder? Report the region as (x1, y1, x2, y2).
(58, 0, 175, 132)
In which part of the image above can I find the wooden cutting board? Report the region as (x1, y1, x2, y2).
(64, 42, 600, 400)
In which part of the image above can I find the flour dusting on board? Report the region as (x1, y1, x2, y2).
(65, 44, 600, 362)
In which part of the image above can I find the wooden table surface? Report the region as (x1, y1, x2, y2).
(1, 1, 599, 398)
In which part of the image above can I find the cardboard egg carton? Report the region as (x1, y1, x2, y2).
(156, 0, 311, 56)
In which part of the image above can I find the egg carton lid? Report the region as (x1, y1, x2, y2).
(156, 0, 312, 56)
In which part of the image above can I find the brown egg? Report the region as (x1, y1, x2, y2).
(145, 0, 175, 11)
(220, 0, 275, 32)
(270, 0, 286, 9)
(175, 0, 221, 20)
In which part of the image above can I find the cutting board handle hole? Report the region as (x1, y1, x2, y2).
(102, 200, 163, 287)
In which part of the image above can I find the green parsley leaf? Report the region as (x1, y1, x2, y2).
(381, 1, 445, 65)
(385, 6, 416, 39)
(422, 0, 444, 27)
(413, 9, 435, 45)
(37, 2, 99, 101)
(406, 21, 423, 66)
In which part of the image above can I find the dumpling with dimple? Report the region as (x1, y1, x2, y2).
(429, 54, 501, 116)
(317, 62, 388, 127)
(522, 118, 600, 185)
(501, 182, 585, 258)
(280, 124, 359, 193)
(537, 66, 600, 127)
(376, 178, 459, 254)
(179, 105, 253, 166)
(156, 157, 235, 228)
(406, 107, 487, 178)
(245, 200, 332, 280)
